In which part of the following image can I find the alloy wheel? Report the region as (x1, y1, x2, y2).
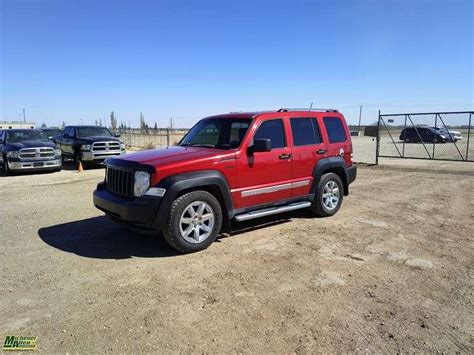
(179, 201, 215, 243)
(322, 180, 340, 211)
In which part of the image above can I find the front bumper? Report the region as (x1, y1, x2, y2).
(93, 182, 162, 230)
(81, 150, 126, 162)
(8, 159, 62, 171)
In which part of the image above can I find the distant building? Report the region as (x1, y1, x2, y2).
(0, 121, 36, 129)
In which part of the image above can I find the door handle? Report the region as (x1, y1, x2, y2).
(279, 153, 291, 160)
(316, 149, 327, 154)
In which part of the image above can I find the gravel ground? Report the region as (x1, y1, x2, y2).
(0, 162, 473, 353)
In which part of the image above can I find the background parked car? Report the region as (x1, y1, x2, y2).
(432, 127, 462, 142)
(0, 129, 62, 175)
(399, 127, 448, 143)
(54, 125, 126, 168)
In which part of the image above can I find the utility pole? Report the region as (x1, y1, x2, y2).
(169, 117, 173, 130)
(23, 109, 26, 123)
(357, 105, 363, 135)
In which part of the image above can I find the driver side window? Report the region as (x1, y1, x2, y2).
(254, 119, 286, 149)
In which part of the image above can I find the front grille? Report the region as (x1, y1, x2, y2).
(19, 147, 55, 160)
(106, 166, 134, 197)
(92, 141, 121, 152)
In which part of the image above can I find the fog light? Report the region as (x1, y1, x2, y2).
(145, 187, 166, 197)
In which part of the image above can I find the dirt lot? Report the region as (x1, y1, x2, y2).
(1, 161, 473, 353)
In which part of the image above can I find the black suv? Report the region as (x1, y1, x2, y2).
(399, 127, 448, 143)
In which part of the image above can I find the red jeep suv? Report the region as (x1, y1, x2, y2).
(94, 108, 356, 253)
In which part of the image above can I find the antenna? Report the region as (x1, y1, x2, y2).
(309, 102, 313, 111)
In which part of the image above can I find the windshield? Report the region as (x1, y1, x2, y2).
(42, 128, 63, 136)
(6, 130, 49, 143)
(179, 118, 252, 149)
(76, 127, 113, 138)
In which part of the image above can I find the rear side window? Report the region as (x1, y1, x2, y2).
(254, 119, 286, 149)
(291, 118, 322, 146)
(323, 117, 346, 143)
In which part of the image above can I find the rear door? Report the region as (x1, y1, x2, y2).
(233, 118, 292, 209)
(289, 117, 327, 198)
(322, 116, 351, 165)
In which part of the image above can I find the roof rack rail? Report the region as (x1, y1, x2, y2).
(277, 107, 338, 113)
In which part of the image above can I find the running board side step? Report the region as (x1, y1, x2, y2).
(234, 201, 311, 222)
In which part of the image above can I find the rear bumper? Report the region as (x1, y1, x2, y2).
(347, 166, 357, 185)
(93, 182, 162, 230)
(8, 159, 61, 171)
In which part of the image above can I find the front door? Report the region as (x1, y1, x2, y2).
(233, 118, 292, 209)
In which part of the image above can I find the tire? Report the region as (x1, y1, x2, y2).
(163, 190, 223, 253)
(311, 172, 344, 217)
(2, 154, 10, 176)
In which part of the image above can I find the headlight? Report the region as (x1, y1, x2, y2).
(55, 149, 62, 155)
(81, 144, 92, 151)
(120, 142, 126, 150)
(134, 171, 150, 197)
(6, 151, 19, 158)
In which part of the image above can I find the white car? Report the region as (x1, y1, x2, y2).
(433, 127, 462, 142)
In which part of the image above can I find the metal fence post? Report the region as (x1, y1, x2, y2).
(432, 113, 437, 159)
(375, 110, 381, 165)
(467, 112, 472, 161)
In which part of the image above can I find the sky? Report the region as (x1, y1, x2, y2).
(1, 0, 473, 128)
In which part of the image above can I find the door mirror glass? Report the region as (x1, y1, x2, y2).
(252, 138, 272, 153)
(115, 133, 121, 138)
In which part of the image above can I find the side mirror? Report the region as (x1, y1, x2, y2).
(115, 134, 121, 138)
(250, 138, 272, 153)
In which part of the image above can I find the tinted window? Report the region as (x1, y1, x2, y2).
(76, 127, 112, 138)
(291, 118, 322, 146)
(254, 119, 286, 149)
(6, 130, 48, 143)
(323, 117, 346, 143)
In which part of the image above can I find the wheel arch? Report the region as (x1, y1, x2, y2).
(153, 170, 234, 232)
(310, 157, 349, 196)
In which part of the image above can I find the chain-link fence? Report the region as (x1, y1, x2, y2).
(116, 111, 473, 164)
(377, 111, 473, 162)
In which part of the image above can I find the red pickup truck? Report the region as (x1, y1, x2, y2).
(94, 108, 357, 253)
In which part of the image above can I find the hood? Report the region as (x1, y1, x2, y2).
(78, 136, 121, 143)
(6, 140, 57, 150)
(118, 146, 235, 169)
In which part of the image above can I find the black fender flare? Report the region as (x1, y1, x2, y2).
(152, 170, 235, 229)
(310, 156, 350, 196)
